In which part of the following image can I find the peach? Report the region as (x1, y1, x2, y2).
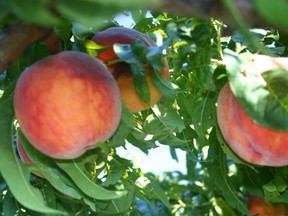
(249, 196, 286, 216)
(92, 27, 169, 113)
(217, 55, 288, 166)
(14, 51, 122, 159)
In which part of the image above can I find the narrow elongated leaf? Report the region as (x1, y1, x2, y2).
(103, 159, 124, 187)
(146, 46, 166, 69)
(0, 95, 65, 215)
(158, 108, 185, 132)
(113, 43, 139, 64)
(254, 0, 288, 30)
(213, 197, 237, 216)
(113, 42, 152, 104)
(143, 114, 171, 137)
(42, 168, 83, 200)
(130, 63, 151, 104)
(207, 131, 250, 215)
(8, 0, 59, 26)
(135, 175, 171, 210)
(0, 0, 8, 20)
(3, 192, 18, 216)
(18, 131, 83, 200)
(71, 21, 96, 40)
(55, 0, 150, 28)
(56, 160, 127, 200)
(127, 131, 158, 154)
(185, 92, 216, 142)
(94, 182, 135, 214)
(151, 69, 178, 98)
(108, 103, 134, 148)
(159, 135, 189, 148)
(261, 69, 288, 129)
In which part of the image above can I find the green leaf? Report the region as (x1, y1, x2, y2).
(232, 29, 268, 46)
(261, 69, 288, 129)
(146, 47, 166, 70)
(55, 0, 148, 28)
(157, 108, 185, 132)
(3, 192, 18, 216)
(254, 0, 288, 30)
(103, 159, 124, 187)
(159, 135, 190, 148)
(113, 43, 142, 64)
(0, 91, 65, 215)
(8, 0, 59, 26)
(0, 0, 8, 20)
(40, 183, 58, 211)
(242, 167, 265, 198)
(55, 0, 106, 28)
(133, 17, 156, 33)
(263, 182, 280, 201)
(56, 160, 127, 200)
(71, 21, 97, 40)
(185, 92, 216, 142)
(135, 175, 171, 210)
(207, 130, 250, 215)
(143, 114, 171, 137)
(213, 197, 237, 216)
(108, 103, 134, 148)
(151, 69, 178, 98)
(130, 63, 151, 104)
(43, 168, 83, 200)
(127, 129, 158, 154)
(192, 50, 216, 92)
(93, 182, 135, 215)
(263, 176, 287, 202)
(55, 17, 72, 50)
(224, 51, 288, 130)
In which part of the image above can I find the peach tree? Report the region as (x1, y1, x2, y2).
(1, 0, 288, 215)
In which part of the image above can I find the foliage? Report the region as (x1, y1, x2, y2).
(1, 0, 288, 215)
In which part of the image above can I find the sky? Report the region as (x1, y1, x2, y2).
(117, 143, 187, 174)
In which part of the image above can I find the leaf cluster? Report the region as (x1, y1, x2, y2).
(1, 3, 288, 216)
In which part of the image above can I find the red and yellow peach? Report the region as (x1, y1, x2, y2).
(14, 51, 122, 159)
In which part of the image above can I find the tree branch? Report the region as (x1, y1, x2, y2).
(0, 23, 53, 73)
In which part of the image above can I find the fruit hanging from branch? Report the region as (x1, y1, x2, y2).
(217, 55, 288, 166)
(14, 51, 122, 159)
(92, 27, 169, 113)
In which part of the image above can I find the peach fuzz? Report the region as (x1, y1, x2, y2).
(14, 51, 122, 159)
(92, 27, 169, 113)
(217, 55, 288, 166)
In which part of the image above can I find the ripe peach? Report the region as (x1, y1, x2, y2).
(14, 51, 122, 159)
(249, 196, 286, 216)
(217, 55, 288, 166)
(92, 27, 169, 113)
